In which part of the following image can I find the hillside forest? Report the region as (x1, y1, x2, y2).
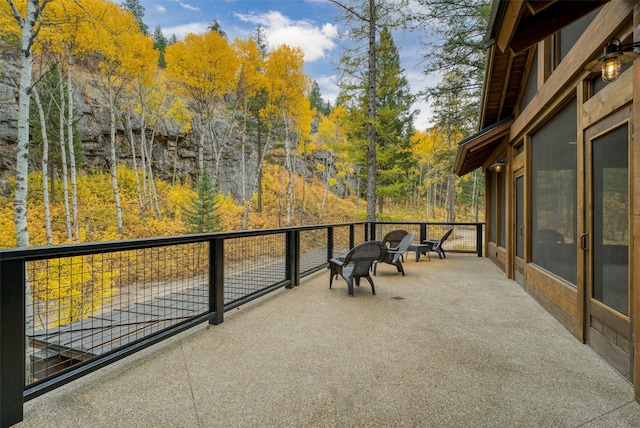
(0, 0, 488, 249)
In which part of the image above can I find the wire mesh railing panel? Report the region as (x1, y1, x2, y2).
(332, 225, 352, 259)
(224, 234, 287, 305)
(424, 224, 478, 253)
(353, 224, 366, 246)
(300, 229, 328, 274)
(26, 242, 209, 385)
(377, 223, 420, 242)
(443, 224, 479, 252)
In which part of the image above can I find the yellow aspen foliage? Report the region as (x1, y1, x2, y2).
(36, 0, 100, 58)
(165, 31, 239, 105)
(167, 97, 193, 133)
(0, 0, 21, 40)
(262, 44, 312, 139)
(232, 37, 265, 99)
(34, 255, 118, 327)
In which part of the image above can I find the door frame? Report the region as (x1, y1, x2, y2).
(582, 105, 633, 380)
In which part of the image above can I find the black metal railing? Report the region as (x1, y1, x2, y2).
(0, 221, 482, 427)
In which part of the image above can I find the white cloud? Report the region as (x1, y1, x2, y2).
(154, 4, 166, 13)
(235, 11, 337, 62)
(405, 70, 441, 130)
(163, 22, 209, 39)
(315, 74, 340, 105)
(172, 0, 200, 12)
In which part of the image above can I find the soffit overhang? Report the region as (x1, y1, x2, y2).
(455, 0, 608, 177)
(454, 117, 513, 177)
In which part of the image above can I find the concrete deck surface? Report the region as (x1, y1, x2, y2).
(16, 255, 640, 427)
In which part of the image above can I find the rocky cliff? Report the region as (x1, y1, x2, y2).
(0, 57, 332, 200)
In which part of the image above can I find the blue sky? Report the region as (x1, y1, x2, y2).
(137, 0, 437, 130)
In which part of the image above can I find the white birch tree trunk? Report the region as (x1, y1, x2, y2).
(8, 0, 51, 383)
(32, 86, 53, 244)
(126, 112, 144, 213)
(108, 83, 124, 236)
(243, 128, 273, 229)
(146, 130, 162, 220)
(57, 65, 72, 240)
(66, 57, 79, 241)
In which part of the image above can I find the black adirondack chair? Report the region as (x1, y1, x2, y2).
(329, 241, 387, 297)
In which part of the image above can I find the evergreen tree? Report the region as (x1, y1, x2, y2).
(153, 26, 168, 68)
(329, 0, 408, 222)
(122, 0, 149, 36)
(416, 0, 490, 222)
(375, 27, 416, 213)
(309, 81, 331, 115)
(208, 19, 227, 39)
(251, 25, 269, 58)
(182, 169, 223, 233)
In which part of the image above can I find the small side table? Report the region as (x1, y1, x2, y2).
(407, 243, 433, 262)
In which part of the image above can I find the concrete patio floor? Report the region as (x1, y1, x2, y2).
(16, 254, 640, 427)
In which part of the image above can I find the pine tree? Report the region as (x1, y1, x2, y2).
(309, 81, 331, 115)
(416, 0, 490, 222)
(375, 26, 416, 213)
(208, 19, 227, 39)
(182, 169, 223, 233)
(153, 26, 168, 68)
(122, 0, 149, 35)
(329, 0, 408, 222)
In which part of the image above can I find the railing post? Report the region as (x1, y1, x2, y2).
(476, 223, 484, 257)
(348, 225, 354, 249)
(209, 238, 224, 325)
(286, 230, 299, 288)
(420, 223, 427, 242)
(1, 258, 26, 427)
(327, 227, 334, 262)
(369, 222, 376, 241)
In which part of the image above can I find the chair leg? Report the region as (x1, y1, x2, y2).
(346, 277, 355, 297)
(394, 261, 405, 276)
(373, 261, 378, 276)
(363, 275, 376, 295)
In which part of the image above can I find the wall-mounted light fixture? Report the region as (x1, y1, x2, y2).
(598, 38, 640, 82)
(489, 159, 507, 173)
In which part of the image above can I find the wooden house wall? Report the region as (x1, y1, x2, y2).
(484, 0, 638, 388)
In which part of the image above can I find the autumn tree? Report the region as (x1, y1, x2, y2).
(262, 44, 311, 227)
(1, 0, 53, 247)
(165, 30, 238, 177)
(88, 1, 158, 236)
(232, 37, 267, 229)
(311, 105, 355, 222)
(248, 25, 270, 216)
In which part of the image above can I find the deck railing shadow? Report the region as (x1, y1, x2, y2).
(0, 221, 483, 427)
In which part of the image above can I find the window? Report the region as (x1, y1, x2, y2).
(531, 100, 577, 284)
(519, 48, 538, 112)
(489, 166, 507, 248)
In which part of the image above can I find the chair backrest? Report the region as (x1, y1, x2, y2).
(438, 228, 453, 246)
(535, 228, 565, 244)
(343, 241, 387, 276)
(382, 230, 408, 249)
(391, 233, 415, 262)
